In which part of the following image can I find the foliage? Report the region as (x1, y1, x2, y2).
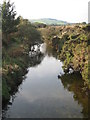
(59, 26, 89, 89)
(2, 1, 20, 34)
(2, 1, 42, 103)
(2, 0, 20, 46)
(32, 22, 46, 28)
(40, 24, 90, 89)
(17, 18, 42, 46)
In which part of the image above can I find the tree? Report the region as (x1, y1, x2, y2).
(0, 4, 2, 30)
(18, 18, 42, 46)
(2, 0, 20, 45)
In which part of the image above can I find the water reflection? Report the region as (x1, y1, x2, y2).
(59, 72, 88, 118)
(2, 43, 89, 118)
(29, 52, 44, 67)
(45, 44, 59, 59)
(28, 44, 45, 67)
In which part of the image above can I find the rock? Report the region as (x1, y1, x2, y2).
(58, 75, 61, 79)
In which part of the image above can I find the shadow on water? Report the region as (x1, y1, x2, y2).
(29, 52, 45, 67)
(45, 43, 59, 59)
(46, 43, 89, 118)
(59, 72, 88, 118)
(2, 43, 89, 119)
(2, 44, 45, 119)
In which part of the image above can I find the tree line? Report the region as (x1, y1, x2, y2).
(2, 0, 42, 48)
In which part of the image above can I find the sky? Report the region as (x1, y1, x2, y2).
(1, 0, 90, 23)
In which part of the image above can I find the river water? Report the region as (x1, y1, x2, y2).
(3, 44, 88, 118)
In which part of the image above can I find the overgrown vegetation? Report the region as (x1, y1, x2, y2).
(2, 1, 42, 104)
(2, 0, 89, 107)
(39, 24, 90, 89)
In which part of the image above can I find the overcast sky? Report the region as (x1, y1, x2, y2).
(2, 0, 90, 23)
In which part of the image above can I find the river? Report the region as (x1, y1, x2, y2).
(2, 43, 88, 118)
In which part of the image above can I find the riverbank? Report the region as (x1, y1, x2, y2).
(2, 43, 89, 118)
(2, 42, 29, 105)
(39, 24, 90, 89)
(2, 20, 42, 105)
(2, 23, 89, 106)
(2, 0, 43, 106)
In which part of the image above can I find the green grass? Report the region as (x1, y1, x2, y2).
(30, 18, 68, 25)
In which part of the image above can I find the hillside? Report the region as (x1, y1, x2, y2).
(30, 18, 68, 25)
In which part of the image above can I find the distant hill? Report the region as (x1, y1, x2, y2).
(30, 18, 68, 25)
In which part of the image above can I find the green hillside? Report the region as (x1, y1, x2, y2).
(30, 18, 68, 25)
